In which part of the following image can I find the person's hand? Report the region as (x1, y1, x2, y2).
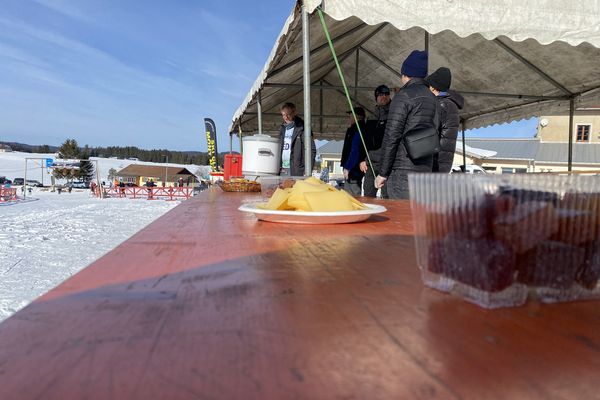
(359, 161, 368, 173)
(343, 168, 349, 180)
(375, 175, 387, 189)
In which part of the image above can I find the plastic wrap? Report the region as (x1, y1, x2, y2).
(409, 173, 600, 308)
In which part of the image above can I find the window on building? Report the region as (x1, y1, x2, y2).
(576, 124, 591, 142)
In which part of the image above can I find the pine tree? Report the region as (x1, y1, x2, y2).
(77, 157, 95, 183)
(58, 139, 80, 159)
(54, 139, 81, 183)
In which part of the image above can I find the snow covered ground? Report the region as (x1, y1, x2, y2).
(0, 188, 179, 321)
(0, 151, 196, 322)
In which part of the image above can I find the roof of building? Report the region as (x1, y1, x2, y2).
(117, 164, 195, 179)
(458, 139, 539, 160)
(318, 141, 343, 158)
(460, 138, 600, 164)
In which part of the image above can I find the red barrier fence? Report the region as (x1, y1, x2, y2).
(0, 187, 17, 202)
(99, 186, 193, 200)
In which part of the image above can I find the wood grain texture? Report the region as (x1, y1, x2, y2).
(0, 188, 599, 400)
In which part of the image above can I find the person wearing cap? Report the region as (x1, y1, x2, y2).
(375, 50, 437, 199)
(340, 106, 367, 196)
(359, 84, 391, 198)
(425, 67, 465, 173)
(279, 102, 317, 176)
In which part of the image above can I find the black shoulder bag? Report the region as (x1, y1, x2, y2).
(403, 102, 441, 160)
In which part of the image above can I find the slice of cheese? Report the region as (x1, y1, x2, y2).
(264, 188, 291, 210)
(337, 187, 368, 210)
(291, 180, 329, 194)
(303, 190, 355, 212)
(305, 176, 325, 186)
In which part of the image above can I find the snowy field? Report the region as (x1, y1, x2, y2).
(0, 151, 197, 322)
(0, 188, 179, 321)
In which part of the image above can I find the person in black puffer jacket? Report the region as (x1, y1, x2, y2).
(425, 67, 465, 173)
(376, 50, 437, 199)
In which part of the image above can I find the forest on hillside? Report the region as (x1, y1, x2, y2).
(0, 141, 229, 166)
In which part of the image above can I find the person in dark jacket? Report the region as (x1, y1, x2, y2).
(360, 84, 391, 198)
(375, 50, 437, 199)
(341, 107, 367, 196)
(425, 67, 465, 173)
(278, 102, 317, 176)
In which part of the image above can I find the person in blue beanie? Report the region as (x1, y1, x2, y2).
(375, 50, 437, 199)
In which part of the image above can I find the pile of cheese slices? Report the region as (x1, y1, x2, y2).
(258, 177, 367, 212)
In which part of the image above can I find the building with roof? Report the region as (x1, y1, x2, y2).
(317, 140, 345, 177)
(0, 144, 13, 153)
(117, 164, 196, 187)
(455, 112, 600, 173)
(537, 110, 600, 144)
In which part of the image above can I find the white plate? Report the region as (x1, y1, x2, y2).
(238, 203, 387, 224)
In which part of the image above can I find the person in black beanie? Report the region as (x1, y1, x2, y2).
(359, 84, 391, 198)
(425, 67, 464, 173)
(375, 50, 437, 199)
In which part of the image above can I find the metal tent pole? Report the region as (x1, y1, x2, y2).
(257, 92, 263, 135)
(461, 121, 467, 171)
(238, 125, 243, 156)
(302, 2, 312, 176)
(568, 97, 575, 172)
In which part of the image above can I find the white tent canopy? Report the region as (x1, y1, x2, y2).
(231, 0, 600, 144)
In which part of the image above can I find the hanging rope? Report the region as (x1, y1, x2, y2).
(316, 7, 376, 179)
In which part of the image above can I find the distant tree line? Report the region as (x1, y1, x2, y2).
(89, 146, 214, 165)
(0, 140, 226, 166)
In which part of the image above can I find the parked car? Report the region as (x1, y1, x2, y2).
(26, 180, 43, 187)
(13, 178, 24, 185)
(66, 181, 88, 189)
(450, 165, 487, 174)
(0, 177, 11, 185)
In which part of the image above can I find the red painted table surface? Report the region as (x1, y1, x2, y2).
(0, 188, 599, 400)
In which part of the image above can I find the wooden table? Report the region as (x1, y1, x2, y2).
(0, 188, 599, 399)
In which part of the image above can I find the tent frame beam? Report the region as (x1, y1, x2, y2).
(359, 46, 403, 81)
(494, 38, 573, 96)
(321, 79, 375, 116)
(262, 82, 566, 100)
(268, 22, 368, 78)
(241, 23, 388, 119)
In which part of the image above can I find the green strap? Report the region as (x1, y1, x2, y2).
(316, 7, 376, 180)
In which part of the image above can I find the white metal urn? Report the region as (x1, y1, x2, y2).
(242, 134, 280, 176)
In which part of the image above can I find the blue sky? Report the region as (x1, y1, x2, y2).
(0, 0, 536, 152)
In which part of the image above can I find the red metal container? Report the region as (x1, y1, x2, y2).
(223, 154, 243, 181)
